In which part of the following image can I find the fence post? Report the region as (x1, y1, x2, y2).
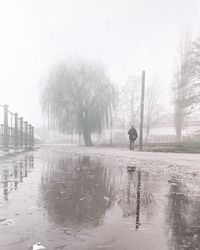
(20, 117, 23, 149)
(24, 121, 28, 150)
(29, 124, 32, 148)
(3, 104, 9, 152)
(14, 113, 18, 150)
(31, 126, 34, 149)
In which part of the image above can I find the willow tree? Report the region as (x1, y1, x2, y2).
(41, 60, 115, 146)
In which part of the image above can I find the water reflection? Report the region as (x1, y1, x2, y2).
(136, 171, 141, 229)
(3, 168, 9, 200)
(125, 168, 142, 229)
(2, 151, 200, 249)
(166, 176, 200, 250)
(118, 167, 155, 229)
(40, 155, 116, 227)
(0, 154, 34, 201)
(40, 154, 157, 233)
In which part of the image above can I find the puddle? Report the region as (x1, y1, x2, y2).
(0, 150, 200, 249)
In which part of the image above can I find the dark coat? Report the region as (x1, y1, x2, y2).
(128, 127, 138, 140)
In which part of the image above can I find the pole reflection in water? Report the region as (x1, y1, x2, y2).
(14, 163, 18, 189)
(29, 155, 34, 169)
(118, 167, 155, 231)
(127, 166, 136, 206)
(127, 173, 132, 206)
(20, 160, 23, 182)
(24, 155, 28, 177)
(136, 171, 141, 229)
(3, 168, 8, 200)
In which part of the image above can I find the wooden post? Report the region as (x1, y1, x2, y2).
(3, 105, 9, 152)
(20, 117, 23, 148)
(14, 113, 18, 150)
(24, 121, 28, 149)
(139, 71, 145, 151)
(29, 124, 32, 148)
(32, 126, 34, 148)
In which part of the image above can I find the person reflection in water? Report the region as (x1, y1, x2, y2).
(128, 125, 138, 150)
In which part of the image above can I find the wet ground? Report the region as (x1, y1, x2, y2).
(1, 148, 200, 250)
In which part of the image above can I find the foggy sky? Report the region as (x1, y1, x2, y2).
(0, 0, 200, 127)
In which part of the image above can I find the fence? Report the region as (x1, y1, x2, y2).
(0, 104, 34, 151)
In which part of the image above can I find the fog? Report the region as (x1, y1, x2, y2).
(0, 0, 200, 127)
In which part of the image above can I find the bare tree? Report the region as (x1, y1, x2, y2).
(41, 60, 115, 146)
(117, 76, 140, 132)
(144, 78, 162, 142)
(117, 75, 163, 142)
(187, 36, 200, 104)
(128, 76, 141, 126)
(173, 32, 195, 142)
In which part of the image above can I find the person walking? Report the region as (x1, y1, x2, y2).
(128, 125, 138, 150)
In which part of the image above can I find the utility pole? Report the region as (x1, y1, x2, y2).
(139, 71, 145, 151)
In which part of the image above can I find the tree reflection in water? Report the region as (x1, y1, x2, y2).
(40, 155, 116, 228)
(167, 176, 200, 250)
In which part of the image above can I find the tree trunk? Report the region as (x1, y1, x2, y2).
(79, 133, 81, 146)
(176, 129, 182, 142)
(109, 109, 113, 145)
(145, 127, 150, 143)
(82, 128, 93, 146)
(175, 113, 183, 142)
